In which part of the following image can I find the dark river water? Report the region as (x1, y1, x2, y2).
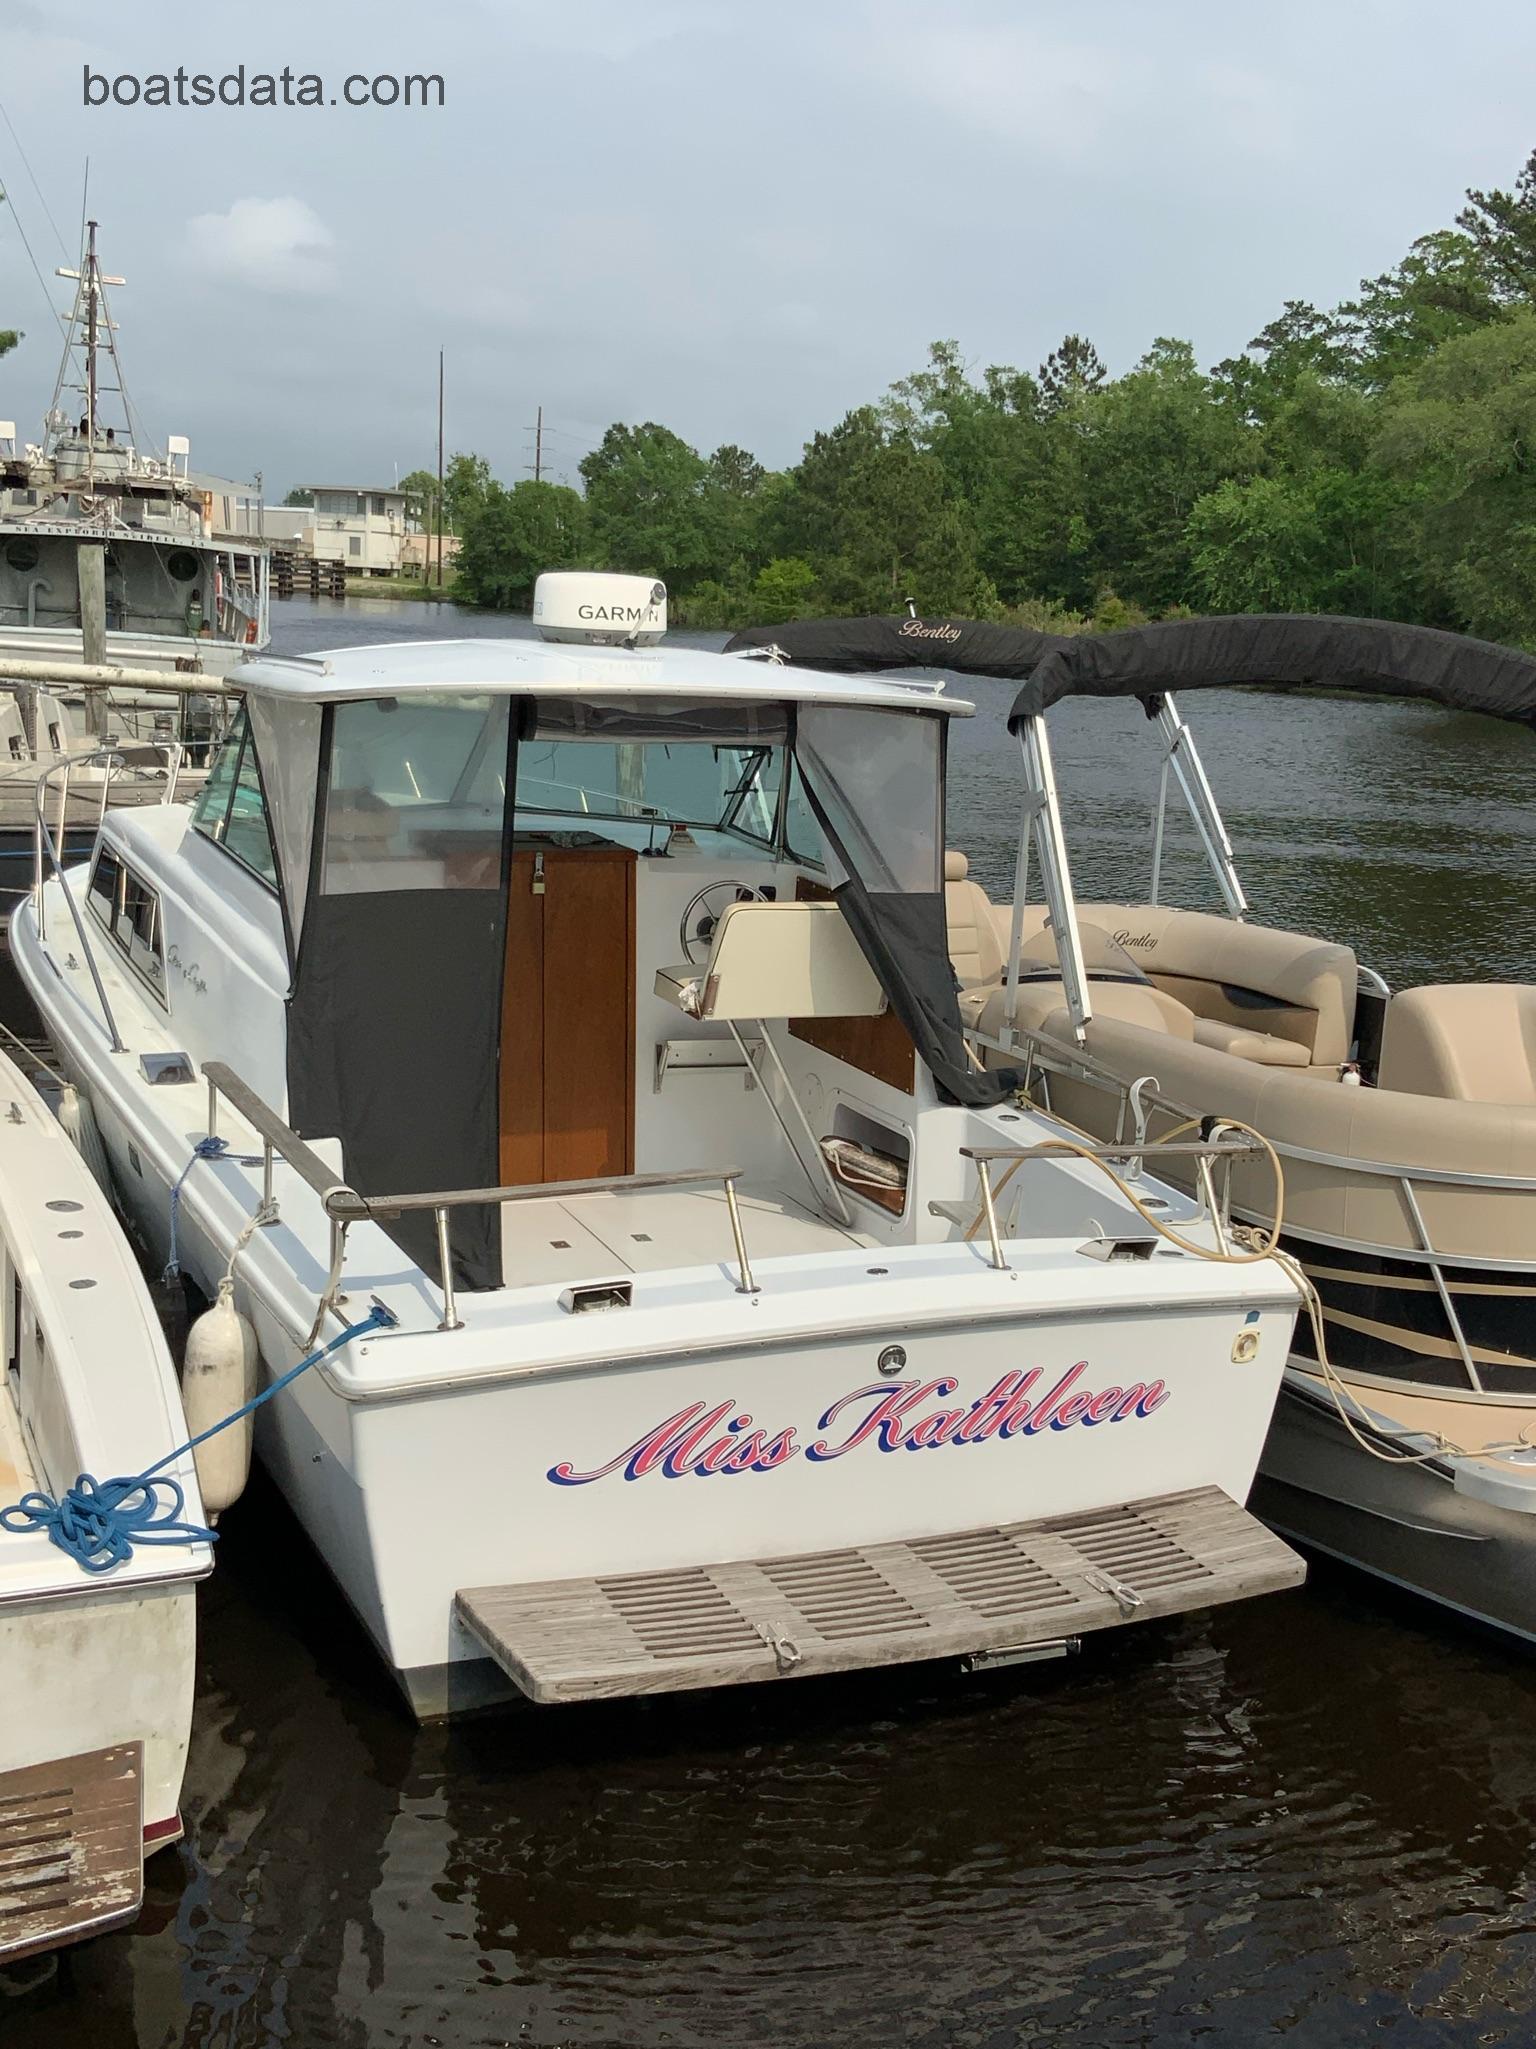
(10, 596, 1536, 2048)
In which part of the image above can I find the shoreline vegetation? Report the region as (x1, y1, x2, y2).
(368, 149, 1536, 646)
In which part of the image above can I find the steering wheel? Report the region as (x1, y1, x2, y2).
(679, 881, 766, 964)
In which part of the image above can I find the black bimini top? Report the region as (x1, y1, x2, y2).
(725, 615, 1067, 679)
(1005, 613, 1536, 733)
(727, 612, 1536, 733)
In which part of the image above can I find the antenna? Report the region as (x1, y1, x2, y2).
(46, 219, 146, 470)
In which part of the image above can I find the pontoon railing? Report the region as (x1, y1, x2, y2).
(201, 1061, 760, 1336)
(965, 1015, 1536, 1388)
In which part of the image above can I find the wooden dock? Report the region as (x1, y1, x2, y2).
(271, 551, 348, 600)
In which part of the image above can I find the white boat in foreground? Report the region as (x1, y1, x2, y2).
(12, 573, 1303, 1718)
(0, 1044, 209, 1965)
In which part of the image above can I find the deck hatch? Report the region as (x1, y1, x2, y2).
(455, 1487, 1302, 1704)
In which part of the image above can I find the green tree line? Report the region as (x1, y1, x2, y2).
(444, 147, 1536, 643)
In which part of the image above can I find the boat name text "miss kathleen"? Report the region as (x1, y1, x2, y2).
(548, 1364, 1168, 1485)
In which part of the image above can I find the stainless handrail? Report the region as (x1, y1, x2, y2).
(954, 1135, 1263, 1272)
(30, 742, 189, 1056)
(202, 1061, 761, 1327)
(33, 739, 187, 929)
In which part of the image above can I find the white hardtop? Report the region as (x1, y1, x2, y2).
(234, 635, 975, 716)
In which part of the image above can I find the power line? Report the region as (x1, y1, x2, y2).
(0, 93, 68, 255)
(0, 153, 69, 338)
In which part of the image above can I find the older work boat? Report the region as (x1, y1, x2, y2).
(731, 614, 1536, 1643)
(0, 221, 267, 922)
(12, 576, 1302, 1717)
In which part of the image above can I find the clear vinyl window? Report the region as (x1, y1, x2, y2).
(191, 709, 278, 890)
(320, 694, 510, 893)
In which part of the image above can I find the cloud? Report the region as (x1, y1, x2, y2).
(184, 197, 335, 294)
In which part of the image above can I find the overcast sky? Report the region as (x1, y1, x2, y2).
(2, 0, 1534, 497)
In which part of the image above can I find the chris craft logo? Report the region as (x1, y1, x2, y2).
(165, 945, 208, 994)
(548, 1364, 1168, 1485)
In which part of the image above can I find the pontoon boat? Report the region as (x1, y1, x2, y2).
(732, 613, 1536, 1642)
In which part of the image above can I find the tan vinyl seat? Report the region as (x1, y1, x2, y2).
(974, 921, 1197, 1044)
(945, 850, 1006, 1023)
(944, 855, 1358, 1067)
(1027, 902, 1359, 1068)
(1191, 1017, 1311, 1067)
(1377, 984, 1536, 1105)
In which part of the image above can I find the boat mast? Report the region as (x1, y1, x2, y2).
(46, 220, 131, 471)
(83, 220, 98, 489)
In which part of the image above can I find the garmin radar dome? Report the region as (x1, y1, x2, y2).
(533, 571, 668, 647)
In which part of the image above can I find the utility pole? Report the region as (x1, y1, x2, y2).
(436, 348, 445, 589)
(534, 405, 543, 483)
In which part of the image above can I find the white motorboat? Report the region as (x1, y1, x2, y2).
(11, 573, 1303, 1719)
(0, 1041, 210, 1965)
(731, 614, 1536, 1643)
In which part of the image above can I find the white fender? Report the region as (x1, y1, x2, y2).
(57, 1081, 112, 1192)
(181, 1278, 260, 1516)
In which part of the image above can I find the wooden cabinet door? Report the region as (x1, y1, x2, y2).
(499, 847, 635, 1186)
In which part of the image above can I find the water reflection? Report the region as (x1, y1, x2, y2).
(8, 596, 1535, 2045)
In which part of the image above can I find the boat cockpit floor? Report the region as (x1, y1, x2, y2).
(500, 1182, 872, 1288)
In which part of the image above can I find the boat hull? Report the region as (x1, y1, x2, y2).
(77, 1074, 1298, 1714)
(1254, 1375, 1536, 1641)
(0, 1577, 196, 1840)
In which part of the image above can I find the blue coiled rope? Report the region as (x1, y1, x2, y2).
(0, 1300, 397, 1574)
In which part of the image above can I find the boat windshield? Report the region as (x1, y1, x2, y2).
(516, 737, 819, 857)
(318, 692, 826, 893)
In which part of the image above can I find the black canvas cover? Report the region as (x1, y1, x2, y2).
(727, 615, 1067, 678)
(831, 882, 1016, 1107)
(1007, 614, 1536, 731)
(790, 709, 1018, 1107)
(287, 889, 507, 1291)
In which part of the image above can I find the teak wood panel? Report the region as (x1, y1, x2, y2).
(788, 876, 916, 1093)
(0, 1741, 144, 1964)
(455, 1487, 1304, 1703)
(499, 847, 635, 1186)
